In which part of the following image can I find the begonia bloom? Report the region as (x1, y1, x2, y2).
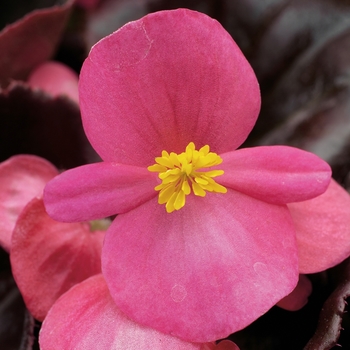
(39, 274, 240, 350)
(0, 155, 57, 251)
(10, 197, 105, 321)
(44, 9, 332, 342)
(27, 61, 79, 104)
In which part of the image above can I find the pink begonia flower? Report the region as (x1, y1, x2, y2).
(27, 61, 79, 104)
(10, 197, 105, 321)
(0, 155, 58, 251)
(0, 154, 104, 320)
(44, 9, 332, 342)
(39, 274, 239, 350)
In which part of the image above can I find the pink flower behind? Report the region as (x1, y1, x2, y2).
(44, 9, 331, 342)
(0, 154, 105, 320)
(0, 155, 57, 251)
(27, 61, 79, 104)
(10, 197, 105, 321)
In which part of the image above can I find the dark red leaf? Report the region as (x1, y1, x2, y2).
(0, 82, 98, 169)
(304, 258, 350, 349)
(0, 0, 74, 87)
(0, 249, 35, 350)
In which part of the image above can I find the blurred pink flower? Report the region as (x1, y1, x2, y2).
(10, 197, 105, 321)
(0, 155, 105, 321)
(0, 155, 57, 251)
(39, 274, 240, 350)
(44, 9, 332, 342)
(27, 61, 79, 104)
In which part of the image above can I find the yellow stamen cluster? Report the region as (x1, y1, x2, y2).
(148, 142, 227, 213)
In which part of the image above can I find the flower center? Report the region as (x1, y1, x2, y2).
(148, 142, 227, 213)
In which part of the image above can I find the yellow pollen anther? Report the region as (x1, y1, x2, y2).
(147, 142, 227, 213)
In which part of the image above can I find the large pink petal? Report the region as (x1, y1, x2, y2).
(39, 274, 211, 350)
(0, 155, 58, 251)
(10, 198, 105, 321)
(288, 179, 350, 274)
(218, 146, 331, 205)
(102, 190, 299, 342)
(79, 9, 260, 166)
(44, 162, 158, 222)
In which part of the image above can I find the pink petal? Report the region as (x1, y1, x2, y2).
(218, 146, 331, 205)
(27, 61, 79, 104)
(288, 179, 350, 273)
(102, 190, 299, 342)
(44, 162, 158, 222)
(276, 274, 312, 311)
(39, 274, 209, 350)
(79, 9, 260, 166)
(10, 198, 105, 321)
(0, 155, 58, 251)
